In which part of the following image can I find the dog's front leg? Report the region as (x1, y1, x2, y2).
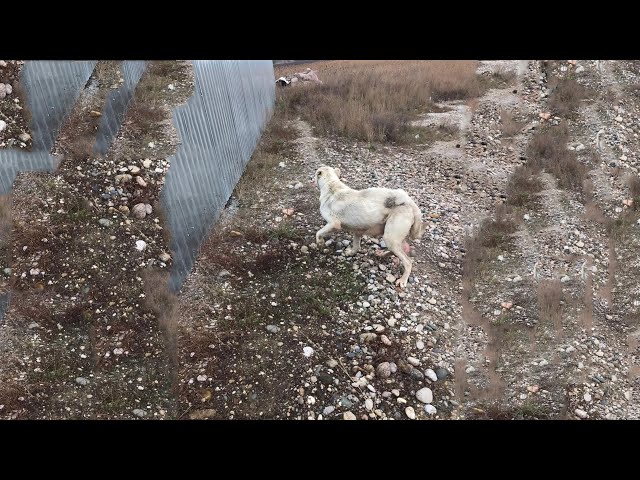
(316, 221, 340, 246)
(345, 233, 362, 256)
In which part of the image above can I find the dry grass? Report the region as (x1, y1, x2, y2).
(276, 60, 483, 143)
(548, 78, 590, 118)
(537, 280, 563, 334)
(626, 174, 640, 209)
(0, 195, 10, 240)
(526, 123, 588, 192)
(234, 121, 297, 202)
(499, 109, 525, 137)
(506, 166, 543, 207)
(463, 204, 518, 279)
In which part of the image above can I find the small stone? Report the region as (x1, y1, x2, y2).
(323, 406, 335, 416)
(167, 83, 175, 90)
(303, 346, 314, 357)
(512, 275, 522, 282)
(365, 399, 374, 411)
(595, 350, 604, 357)
(136, 176, 147, 187)
(615, 116, 623, 122)
(385, 273, 396, 283)
(143, 159, 152, 169)
(501, 302, 513, 309)
(424, 404, 437, 416)
(132, 409, 146, 418)
(380, 335, 392, 346)
(377, 362, 392, 379)
(266, 325, 280, 334)
(294, 182, 304, 189)
(425, 369, 438, 382)
(98, 218, 112, 227)
(75, 377, 89, 386)
(327, 359, 338, 368)
(538, 359, 549, 367)
(113, 348, 124, 355)
(584, 393, 592, 402)
(159, 252, 171, 262)
(416, 387, 433, 404)
(416, 340, 425, 350)
(410, 368, 424, 381)
(561, 275, 571, 283)
(119, 205, 130, 215)
(0, 120, 6, 132)
(407, 356, 420, 366)
(19, 133, 31, 142)
(300, 245, 309, 254)
(405, 406, 416, 419)
(343, 411, 357, 420)
(428, 298, 437, 305)
(575, 143, 585, 151)
(527, 385, 539, 393)
(465, 366, 476, 374)
(574, 408, 588, 419)
(435, 367, 449, 380)
(197, 374, 207, 382)
(362, 301, 371, 308)
(135, 240, 147, 251)
(89, 110, 102, 117)
(132, 203, 148, 219)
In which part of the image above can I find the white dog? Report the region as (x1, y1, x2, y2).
(314, 166, 424, 288)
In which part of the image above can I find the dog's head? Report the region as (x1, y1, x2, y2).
(313, 166, 341, 188)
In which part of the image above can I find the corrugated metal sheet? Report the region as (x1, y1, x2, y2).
(161, 60, 275, 291)
(94, 61, 146, 155)
(0, 60, 97, 194)
(1, 60, 275, 317)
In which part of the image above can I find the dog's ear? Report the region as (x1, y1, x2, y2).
(334, 167, 341, 178)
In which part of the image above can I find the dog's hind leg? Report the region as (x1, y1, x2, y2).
(345, 233, 362, 256)
(316, 221, 340, 245)
(383, 206, 414, 288)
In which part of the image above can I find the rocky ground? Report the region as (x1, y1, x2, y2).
(0, 61, 194, 419)
(177, 60, 640, 420)
(2, 60, 639, 419)
(0, 60, 32, 150)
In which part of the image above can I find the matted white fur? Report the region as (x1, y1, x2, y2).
(314, 165, 424, 288)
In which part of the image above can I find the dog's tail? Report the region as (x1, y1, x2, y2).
(408, 200, 424, 241)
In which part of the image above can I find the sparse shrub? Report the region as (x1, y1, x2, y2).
(548, 78, 590, 118)
(526, 123, 588, 191)
(506, 166, 543, 207)
(537, 279, 563, 332)
(500, 109, 524, 137)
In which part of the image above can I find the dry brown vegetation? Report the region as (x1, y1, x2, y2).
(463, 204, 518, 279)
(526, 123, 588, 192)
(275, 61, 484, 143)
(548, 78, 591, 118)
(506, 166, 543, 207)
(537, 280, 563, 334)
(499, 109, 525, 137)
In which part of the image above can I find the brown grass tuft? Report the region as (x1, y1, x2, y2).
(499, 109, 525, 137)
(526, 123, 588, 192)
(548, 78, 590, 118)
(537, 279, 563, 334)
(506, 166, 543, 207)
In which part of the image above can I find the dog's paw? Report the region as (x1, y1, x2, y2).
(316, 237, 325, 247)
(396, 278, 408, 288)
